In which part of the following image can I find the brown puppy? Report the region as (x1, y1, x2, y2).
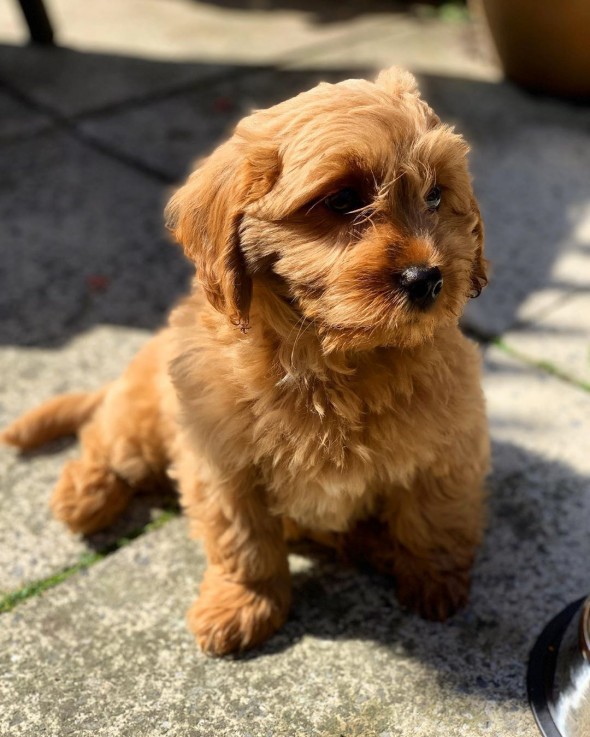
(2, 68, 490, 656)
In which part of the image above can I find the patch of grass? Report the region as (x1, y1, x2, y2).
(494, 339, 590, 393)
(0, 509, 178, 615)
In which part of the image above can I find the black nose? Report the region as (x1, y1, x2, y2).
(399, 266, 443, 308)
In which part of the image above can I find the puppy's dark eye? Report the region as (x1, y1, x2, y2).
(323, 188, 363, 214)
(425, 185, 442, 211)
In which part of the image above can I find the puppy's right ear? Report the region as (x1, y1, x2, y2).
(469, 197, 488, 298)
(165, 139, 278, 331)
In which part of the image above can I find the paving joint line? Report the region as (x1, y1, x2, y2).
(0, 74, 179, 181)
(69, 124, 176, 183)
(0, 121, 59, 147)
(493, 338, 590, 393)
(57, 64, 266, 126)
(0, 65, 261, 181)
(0, 60, 251, 124)
(0, 509, 179, 615)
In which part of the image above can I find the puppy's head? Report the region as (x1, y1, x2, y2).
(166, 68, 487, 351)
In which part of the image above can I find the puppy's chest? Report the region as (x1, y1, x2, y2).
(249, 374, 430, 530)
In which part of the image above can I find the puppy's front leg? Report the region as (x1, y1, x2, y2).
(353, 462, 486, 621)
(387, 466, 486, 621)
(180, 464, 291, 656)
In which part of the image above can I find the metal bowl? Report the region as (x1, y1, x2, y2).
(528, 596, 590, 737)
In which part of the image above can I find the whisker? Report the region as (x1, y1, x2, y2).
(305, 199, 325, 216)
(290, 316, 315, 372)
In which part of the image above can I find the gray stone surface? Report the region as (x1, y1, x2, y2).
(0, 88, 53, 141)
(0, 0, 409, 66)
(0, 129, 189, 593)
(0, 131, 190, 347)
(0, 0, 25, 44)
(0, 520, 536, 737)
(0, 43, 228, 118)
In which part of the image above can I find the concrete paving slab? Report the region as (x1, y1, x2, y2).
(0, 520, 536, 737)
(43, 0, 390, 66)
(466, 122, 590, 337)
(0, 87, 53, 141)
(484, 345, 590, 494)
(0, 128, 188, 592)
(0, 6, 459, 122)
(1, 347, 589, 736)
(0, 130, 191, 347)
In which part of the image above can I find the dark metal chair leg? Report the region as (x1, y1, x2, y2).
(17, 0, 55, 45)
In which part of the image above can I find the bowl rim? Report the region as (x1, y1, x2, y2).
(527, 596, 587, 737)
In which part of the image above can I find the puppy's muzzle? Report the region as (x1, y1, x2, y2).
(400, 266, 443, 309)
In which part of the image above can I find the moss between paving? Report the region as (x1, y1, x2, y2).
(0, 510, 177, 615)
(494, 339, 590, 393)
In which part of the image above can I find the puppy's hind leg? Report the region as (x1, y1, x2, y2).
(50, 418, 134, 535)
(51, 334, 175, 536)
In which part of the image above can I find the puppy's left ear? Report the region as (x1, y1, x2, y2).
(469, 197, 488, 298)
(166, 139, 278, 331)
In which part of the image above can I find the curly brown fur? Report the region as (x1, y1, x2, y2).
(2, 68, 490, 655)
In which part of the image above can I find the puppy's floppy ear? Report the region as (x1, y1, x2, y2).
(165, 138, 278, 331)
(469, 197, 488, 298)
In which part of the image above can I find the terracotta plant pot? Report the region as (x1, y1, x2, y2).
(480, 0, 590, 98)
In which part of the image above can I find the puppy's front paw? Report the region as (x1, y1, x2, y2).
(50, 459, 132, 535)
(395, 552, 472, 621)
(187, 574, 291, 656)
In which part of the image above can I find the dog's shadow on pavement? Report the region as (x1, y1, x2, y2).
(81, 486, 181, 553)
(247, 439, 590, 705)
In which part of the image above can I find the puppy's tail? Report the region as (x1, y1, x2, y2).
(1, 387, 108, 451)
